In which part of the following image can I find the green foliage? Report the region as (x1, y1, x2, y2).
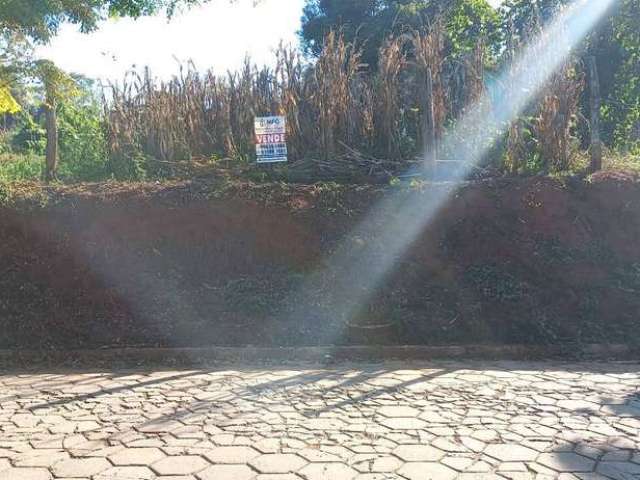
(501, 0, 640, 154)
(444, 0, 501, 54)
(606, 0, 640, 152)
(0, 181, 9, 203)
(499, 0, 566, 38)
(34, 59, 79, 105)
(11, 111, 46, 154)
(0, 152, 43, 181)
(0, 79, 113, 182)
(0, 0, 638, 183)
(57, 100, 110, 181)
(108, 147, 149, 181)
(0, 33, 33, 113)
(0, 0, 186, 43)
(301, 0, 500, 68)
(604, 150, 640, 174)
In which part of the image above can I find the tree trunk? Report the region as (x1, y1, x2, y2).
(44, 97, 58, 182)
(423, 68, 437, 176)
(587, 56, 602, 173)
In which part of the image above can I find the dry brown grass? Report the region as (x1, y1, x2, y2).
(103, 25, 462, 178)
(373, 36, 406, 159)
(310, 32, 368, 159)
(534, 61, 584, 171)
(102, 25, 587, 180)
(411, 22, 447, 150)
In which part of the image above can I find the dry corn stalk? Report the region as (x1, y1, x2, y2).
(411, 21, 446, 147)
(373, 36, 406, 159)
(534, 61, 584, 171)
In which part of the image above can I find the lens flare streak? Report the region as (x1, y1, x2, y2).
(285, 0, 617, 329)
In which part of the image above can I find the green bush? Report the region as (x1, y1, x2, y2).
(2, 97, 113, 183)
(0, 152, 43, 181)
(11, 112, 46, 154)
(107, 145, 149, 181)
(0, 129, 13, 154)
(57, 101, 110, 182)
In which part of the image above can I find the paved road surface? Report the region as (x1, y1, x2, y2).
(1, 361, 639, 479)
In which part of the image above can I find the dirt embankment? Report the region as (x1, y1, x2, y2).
(1, 172, 639, 349)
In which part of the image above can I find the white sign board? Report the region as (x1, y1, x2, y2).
(255, 116, 288, 163)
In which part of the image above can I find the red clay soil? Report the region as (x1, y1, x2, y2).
(1, 173, 639, 349)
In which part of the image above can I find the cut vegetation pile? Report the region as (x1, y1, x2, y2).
(0, 172, 639, 350)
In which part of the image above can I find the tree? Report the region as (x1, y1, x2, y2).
(0, 0, 204, 43)
(0, 0, 218, 179)
(500, 0, 636, 150)
(300, 0, 500, 68)
(605, 0, 640, 150)
(0, 32, 32, 114)
(34, 60, 79, 181)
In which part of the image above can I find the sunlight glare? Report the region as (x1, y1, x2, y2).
(283, 0, 617, 332)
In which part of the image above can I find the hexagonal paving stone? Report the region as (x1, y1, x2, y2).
(204, 446, 260, 464)
(352, 455, 402, 473)
(11, 413, 41, 428)
(431, 438, 470, 453)
(298, 463, 358, 480)
(137, 419, 183, 433)
(2, 467, 52, 480)
(256, 475, 302, 480)
(109, 447, 166, 466)
(250, 454, 307, 474)
(393, 445, 445, 462)
(13, 449, 69, 467)
(354, 475, 405, 480)
(2, 365, 640, 480)
(377, 406, 420, 418)
(536, 452, 596, 472)
(95, 466, 156, 479)
(152, 455, 210, 475)
(484, 444, 539, 462)
(397, 462, 457, 480)
(157, 477, 196, 480)
(304, 418, 346, 430)
(457, 474, 505, 479)
(441, 455, 475, 471)
(51, 458, 111, 477)
(557, 400, 600, 412)
(379, 418, 427, 430)
(597, 461, 640, 479)
(297, 449, 343, 463)
(197, 464, 256, 480)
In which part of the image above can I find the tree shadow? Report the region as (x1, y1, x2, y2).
(3, 359, 639, 477)
(27, 370, 205, 411)
(545, 391, 640, 479)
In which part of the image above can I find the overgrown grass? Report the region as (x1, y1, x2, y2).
(604, 151, 640, 175)
(0, 153, 43, 182)
(1, 26, 638, 186)
(0, 151, 115, 184)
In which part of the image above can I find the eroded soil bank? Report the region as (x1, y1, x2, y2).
(1, 172, 639, 349)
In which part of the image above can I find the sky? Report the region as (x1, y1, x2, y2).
(36, 0, 503, 82)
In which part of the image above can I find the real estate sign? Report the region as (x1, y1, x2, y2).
(255, 116, 288, 163)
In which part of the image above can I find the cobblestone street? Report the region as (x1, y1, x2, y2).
(1, 361, 639, 479)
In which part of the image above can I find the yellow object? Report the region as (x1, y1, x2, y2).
(0, 86, 20, 114)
